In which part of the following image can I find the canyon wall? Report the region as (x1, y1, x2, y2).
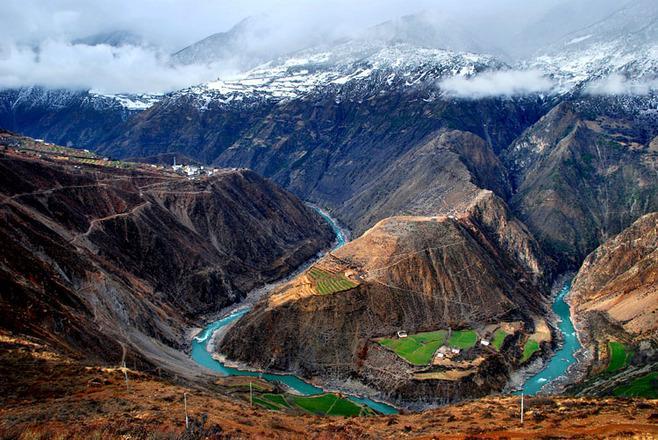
(0, 134, 333, 369)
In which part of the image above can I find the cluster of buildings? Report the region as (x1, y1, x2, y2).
(435, 345, 462, 360)
(171, 158, 219, 178)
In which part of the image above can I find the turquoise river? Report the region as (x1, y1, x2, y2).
(190, 207, 579, 414)
(521, 280, 581, 395)
(190, 207, 397, 415)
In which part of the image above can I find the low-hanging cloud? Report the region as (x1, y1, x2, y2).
(585, 74, 658, 96)
(0, 40, 234, 94)
(0, 1, 650, 95)
(438, 69, 555, 98)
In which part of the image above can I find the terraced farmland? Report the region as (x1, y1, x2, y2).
(448, 330, 478, 349)
(606, 341, 633, 373)
(251, 392, 372, 416)
(379, 330, 447, 365)
(613, 372, 657, 398)
(308, 267, 356, 295)
(491, 329, 508, 351)
(521, 339, 540, 363)
(293, 394, 368, 416)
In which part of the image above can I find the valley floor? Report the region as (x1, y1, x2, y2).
(1, 331, 656, 439)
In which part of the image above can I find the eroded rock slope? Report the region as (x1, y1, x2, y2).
(0, 132, 333, 370)
(505, 100, 658, 269)
(570, 212, 657, 361)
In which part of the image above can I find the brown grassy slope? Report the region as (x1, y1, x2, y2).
(1, 331, 656, 440)
(571, 212, 658, 343)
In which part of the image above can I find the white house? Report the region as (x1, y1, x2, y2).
(397, 330, 408, 339)
(184, 165, 200, 176)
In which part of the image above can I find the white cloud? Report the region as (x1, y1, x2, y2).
(0, 40, 232, 94)
(585, 74, 658, 96)
(438, 69, 555, 98)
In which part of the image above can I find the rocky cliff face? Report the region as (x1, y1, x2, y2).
(567, 212, 657, 396)
(337, 129, 513, 237)
(0, 133, 333, 368)
(570, 212, 657, 348)
(219, 190, 549, 404)
(505, 100, 658, 270)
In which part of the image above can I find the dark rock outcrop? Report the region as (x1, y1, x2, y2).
(504, 101, 658, 270)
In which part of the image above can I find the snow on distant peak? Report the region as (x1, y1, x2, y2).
(532, 39, 658, 94)
(180, 42, 504, 108)
(90, 92, 163, 110)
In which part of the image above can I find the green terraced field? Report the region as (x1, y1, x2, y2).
(491, 329, 508, 351)
(379, 330, 447, 365)
(607, 341, 632, 372)
(262, 394, 291, 408)
(292, 394, 364, 416)
(308, 267, 357, 295)
(252, 392, 372, 416)
(520, 339, 540, 363)
(613, 372, 657, 398)
(448, 330, 478, 349)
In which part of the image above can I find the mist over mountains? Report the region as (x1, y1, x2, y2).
(1, 0, 656, 95)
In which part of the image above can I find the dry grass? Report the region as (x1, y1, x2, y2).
(1, 331, 657, 439)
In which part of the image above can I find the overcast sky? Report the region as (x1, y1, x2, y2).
(2, 0, 453, 50)
(0, 0, 632, 94)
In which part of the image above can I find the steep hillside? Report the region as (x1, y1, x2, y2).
(219, 190, 550, 405)
(570, 212, 657, 373)
(95, 45, 544, 223)
(0, 132, 333, 371)
(336, 129, 512, 236)
(0, 44, 548, 231)
(504, 100, 658, 269)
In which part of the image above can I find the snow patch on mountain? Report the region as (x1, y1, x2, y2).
(176, 42, 504, 109)
(92, 93, 163, 110)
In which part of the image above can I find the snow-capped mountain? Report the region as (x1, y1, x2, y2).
(529, 0, 658, 91)
(171, 16, 271, 69)
(176, 41, 503, 108)
(171, 15, 329, 71)
(1, 1, 656, 146)
(73, 30, 146, 47)
(109, 0, 657, 111)
(0, 86, 140, 148)
(89, 92, 163, 111)
(356, 12, 488, 55)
